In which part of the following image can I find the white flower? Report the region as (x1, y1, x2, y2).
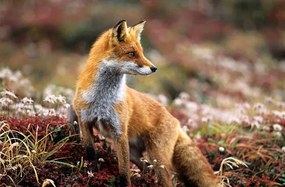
(219, 147, 225, 153)
(48, 109, 56, 116)
(44, 95, 57, 104)
(12, 142, 20, 147)
(21, 97, 33, 104)
(281, 146, 285, 153)
(241, 115, 250, 125)
(253, 103, 268, 115)
(277, 102, 285, 109)
(273, 124, 283, 132)
(133, 173, 141, 177)
(195, 133, 201, 139)
(38, 107, 50, 117)
(147, 165, 154, 169)
(251, 121, 260, 129)
(273, 131, 282, 138)
(0, 68, 12, 79)
(182, 125, 189, 132)
(242, 102, 251, 109)
(262, 125, 270, 132)
(87, 170, 94, 178)
(130, 168, 140, 173)
(185, 101, 199, 112)
(26, 109, 35, 116)
(140, 158, 149, 163)
(253, 116, 263, 123)
(44, 94, 68, 106)
(173, 98, 183, 106)
(159, 165, 165, 169)
(42, 179, 56, 187)
(179, 92, 190, 100)
(63, 103, 70, 109)
(157, 94, 168, 106)
(0, 97, 13, 107)
(201, 117, 211, 123)
(229, 117, 241, 124)
(186, 118, 198, 129)
(265, 97, 273, 104)
(280, 111, 285, 119)
(83, 161, 88, 168)
(191, 46, 214, 61)
(43, 84, 74, 100)
(272, 111, 283, 118)
(253, 103, 264, 110)
(98, 158, 105, 162)
(57, 95, 67, 104)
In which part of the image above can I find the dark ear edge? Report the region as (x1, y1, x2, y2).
(132, 20, 146, 27)
(114, 20, 126, 29)
(113, 20, 127, 42)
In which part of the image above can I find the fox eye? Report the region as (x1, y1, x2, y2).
(128, 52, 135, 57)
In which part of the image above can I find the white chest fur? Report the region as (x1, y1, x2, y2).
(80, 60, 126, 135)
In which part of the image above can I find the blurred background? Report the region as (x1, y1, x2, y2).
(1, 0, 285, 104)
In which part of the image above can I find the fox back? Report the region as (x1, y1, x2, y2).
(72, 20, 220, 187)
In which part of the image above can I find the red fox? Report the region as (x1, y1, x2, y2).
(71, 20, 220, 187)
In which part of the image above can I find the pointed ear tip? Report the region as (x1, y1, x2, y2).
(119, 20, 127, 23)
(132, 20, 146, 29)
(114, 20, 127, 28)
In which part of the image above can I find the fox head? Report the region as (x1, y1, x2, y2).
(103, 20, 157, 76)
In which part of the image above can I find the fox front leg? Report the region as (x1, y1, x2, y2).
(115, 134, 131, 187)
(78, 118, 97, 161)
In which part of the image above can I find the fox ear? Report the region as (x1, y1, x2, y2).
(112, 20, 129, 44)
(131, 20, 146, 41)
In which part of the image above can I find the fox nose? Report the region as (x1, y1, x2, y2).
(150, 66, 157, 72)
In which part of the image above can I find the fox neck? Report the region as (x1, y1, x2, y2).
(81, 60, 126, 135)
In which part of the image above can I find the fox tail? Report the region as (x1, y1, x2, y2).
(173, 129, 221, 187)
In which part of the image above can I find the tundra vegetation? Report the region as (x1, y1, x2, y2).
(0, 0, 285, 186)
